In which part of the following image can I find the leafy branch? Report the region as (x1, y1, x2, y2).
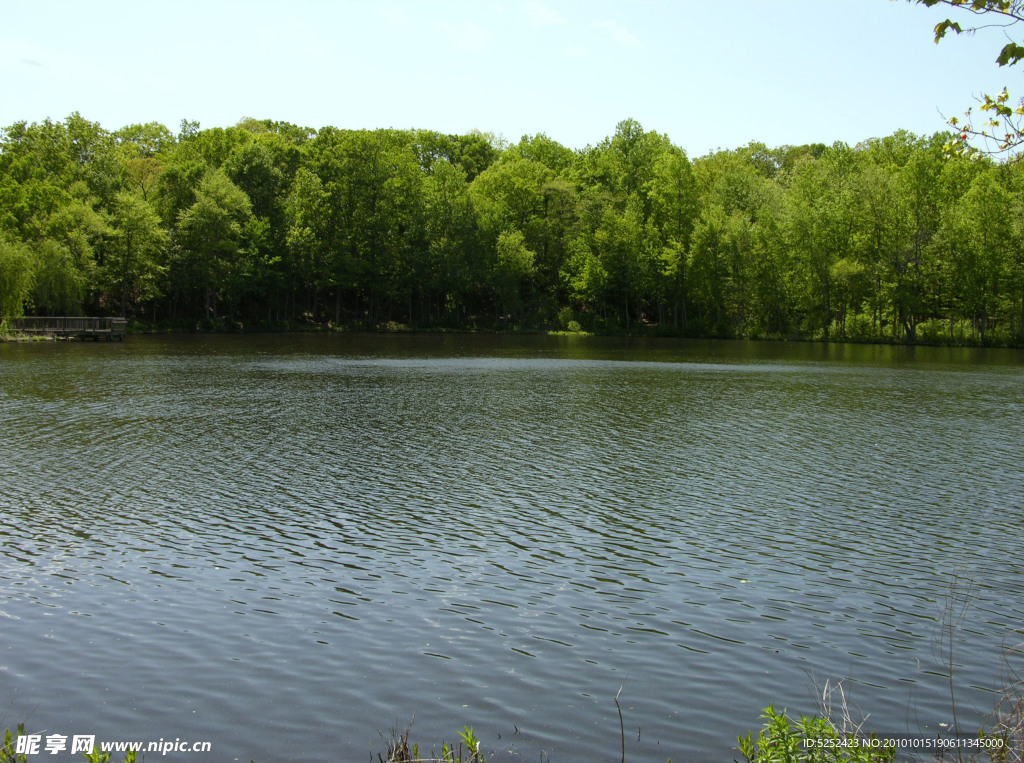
(947, 87, 1024, 157)
(909, 0, 1024, 156)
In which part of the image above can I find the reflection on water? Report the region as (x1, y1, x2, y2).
(1, 334, 1022, 761)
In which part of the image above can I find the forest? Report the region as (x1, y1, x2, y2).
(1, 113, 1022, 345)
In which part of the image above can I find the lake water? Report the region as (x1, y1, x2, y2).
(1, 333, 1022, 762)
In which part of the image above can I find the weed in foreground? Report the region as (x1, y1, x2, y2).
(738, 705, 896, 763)
(0, 725, 26, 763)
(0, 727, 140, 763)
(986, 640, 1024, 763)
(377, 724, 485, 763)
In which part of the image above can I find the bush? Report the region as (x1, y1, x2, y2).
(378, 724, 485, 763)
(1, 725, 27, 763)
(556, 306, 577, 331)
(738, 706, 895, 763)
(844, 313, 876, 343)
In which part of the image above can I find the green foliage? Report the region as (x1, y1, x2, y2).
(31, 238, 86, 314)
(80, 748, 138, 763)
(0, 726, 139, 763)
(107, 191, 167, 317)
(738, 706, 895, 763)
(910, 0, 1024, 155)
(556, 306, 579, 330)
(377, 725, 484, 763)
(457, 726, 484, 762)
(2, 113, 1024, 344)
(1, 725, 27, 763)
(175, 169, 253, 318)
(492, 229, 536, 320)
(0, 234, 35, 319)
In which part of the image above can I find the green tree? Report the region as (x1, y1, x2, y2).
(423, 159, 475, 323)
(43, 190, 106, 304)
(114, 121, 175, 157)
(107, 191, 167, 317)
(305, 128, 425, 324)
(786, 144, 864, 339)
(563, 233, 608, 325)
(855, 162, 908, 339)
(411, 129, 499, 181)
(747, 204, 792, 337)
(893, 143, 944, 339)
(491, 229, 536, 322)
(156, 159, 207, 232)
(123, 157, 164, 201)
(649, 146, 698, 329)
(31, 239, 86, 315)
(591, 205, 654, 331)
(0, 234, 35, 318)
(285, 166, 336, 319)
(505, 133, 575, 174)
(959, 170, 1015, 340)
(224, 140, 284, 220)
(224, 134, 298, 321)
(688, 204, 731, 333)
(1004, 162, 1024, 340)
(175, 169, 253, 320)
(470, 158, 551, 251)
(470, 158, 552, 317)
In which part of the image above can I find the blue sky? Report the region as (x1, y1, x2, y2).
(0, 0, 1018, 156)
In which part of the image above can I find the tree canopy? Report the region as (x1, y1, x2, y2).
(2, 113, 1022, 346)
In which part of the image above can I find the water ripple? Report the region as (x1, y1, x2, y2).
(1, 336, 1022, 760)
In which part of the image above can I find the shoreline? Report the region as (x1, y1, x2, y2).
(4, 321, 1023, 350)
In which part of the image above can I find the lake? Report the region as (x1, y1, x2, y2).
(1, 333, 1022, 761)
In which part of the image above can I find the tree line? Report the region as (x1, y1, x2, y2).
(1, 113, 1022, 344)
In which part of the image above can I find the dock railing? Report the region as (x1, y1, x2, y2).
(8, 317, 127, 340)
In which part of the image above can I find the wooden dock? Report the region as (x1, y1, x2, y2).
(9, 317, 127, 341)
